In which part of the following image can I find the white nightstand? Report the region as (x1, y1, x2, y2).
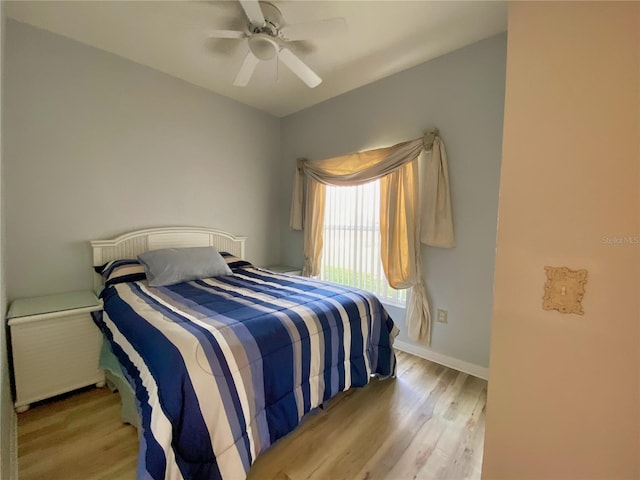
(8, 290, 105, 412)
(265, 265, 303, 276)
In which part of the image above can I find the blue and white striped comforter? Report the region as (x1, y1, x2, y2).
(94, 266, 398, 480)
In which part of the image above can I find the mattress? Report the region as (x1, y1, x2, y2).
(93, 264, 398, 480)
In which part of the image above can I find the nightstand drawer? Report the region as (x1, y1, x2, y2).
(11, 312, 103, 408)
(8, 290, 104, 412)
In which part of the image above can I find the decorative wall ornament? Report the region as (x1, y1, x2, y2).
(542, 266, 588, 315)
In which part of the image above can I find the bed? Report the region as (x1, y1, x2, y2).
(90, 227, 398, 480)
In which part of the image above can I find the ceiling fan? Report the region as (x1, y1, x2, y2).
(207, 0, 347, 88)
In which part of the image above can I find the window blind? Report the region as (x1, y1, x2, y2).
(320, 181, 407, 306)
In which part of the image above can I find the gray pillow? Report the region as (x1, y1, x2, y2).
(138, 246, 232, 287)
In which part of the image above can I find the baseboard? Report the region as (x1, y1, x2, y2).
(394, 339, 489, 380)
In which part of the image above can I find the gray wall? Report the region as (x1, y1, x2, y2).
(279, 34, 506, 368)
(1, 8, 18, 480)
(4, 20, 281, 299)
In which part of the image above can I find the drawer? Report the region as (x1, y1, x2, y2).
(11, 312, 104, 409)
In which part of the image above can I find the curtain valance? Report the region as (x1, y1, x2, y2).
(288, 129, 455, 344)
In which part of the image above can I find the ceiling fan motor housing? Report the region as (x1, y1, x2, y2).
(249, 2, 282, 36)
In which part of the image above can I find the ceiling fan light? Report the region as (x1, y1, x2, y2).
(248, 33, 278, 61)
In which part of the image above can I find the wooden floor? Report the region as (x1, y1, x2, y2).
(18, 351, 487, 480)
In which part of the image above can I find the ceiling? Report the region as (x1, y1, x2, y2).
(6, 1, 507, 117)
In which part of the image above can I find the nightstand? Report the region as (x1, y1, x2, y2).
(265, 265, 303, 276)
(7, 290, 105, 412)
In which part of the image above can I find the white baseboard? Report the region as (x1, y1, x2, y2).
(394, 339, 489, 380)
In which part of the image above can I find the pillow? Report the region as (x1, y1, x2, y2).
(220, 252, 254, 271)
(95, 259, 147, 288)
(138, 246, 232, 287)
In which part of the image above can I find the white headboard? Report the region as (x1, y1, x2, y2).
(91, 226, 246, 267)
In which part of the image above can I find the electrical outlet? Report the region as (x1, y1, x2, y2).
(437, 308, 448, 324)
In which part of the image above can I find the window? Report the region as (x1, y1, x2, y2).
(320, 180, 407, 306)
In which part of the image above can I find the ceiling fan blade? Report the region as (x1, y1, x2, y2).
(239, 0, 266, 27)
(207, 29, 246, 39)
(280, 17, 347, 41)
(233, 50, 260, 87)
(278, 47, 322, 88)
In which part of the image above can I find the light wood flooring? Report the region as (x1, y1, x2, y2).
(18, 351, 487, 480)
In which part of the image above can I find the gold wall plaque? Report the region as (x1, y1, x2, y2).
(542, 266, 588, 315)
